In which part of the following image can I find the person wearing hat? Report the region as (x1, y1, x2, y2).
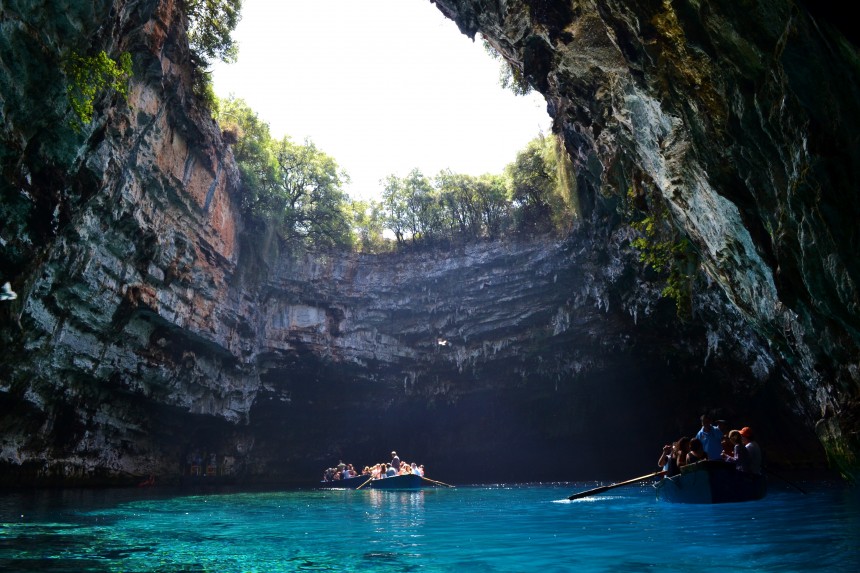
(740, 427, 762, 475)
(390, 451, 401, 472)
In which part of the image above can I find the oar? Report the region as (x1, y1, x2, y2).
(567, 470, 667, 501)
(355, 476, 374, 490)
(421, 476, 455, 488)
(765, 468, 807, 494)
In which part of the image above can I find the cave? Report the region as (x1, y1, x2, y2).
(1, 0, 859, 487)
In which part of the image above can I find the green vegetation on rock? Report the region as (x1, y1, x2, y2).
(183, 0, 242, 111)
(626, 185, 698, 317)
(63, 50, 132, 130)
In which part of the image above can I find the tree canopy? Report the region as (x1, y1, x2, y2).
(185, 0, 242, 66)
(216, 97, 352, 248)
(217, 97, 577, 253)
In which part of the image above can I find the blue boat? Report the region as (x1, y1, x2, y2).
(654, 460, 766, 503)
(321, 473, 447, 490)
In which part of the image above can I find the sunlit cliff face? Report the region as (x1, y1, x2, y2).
(0, 0, 856, 485)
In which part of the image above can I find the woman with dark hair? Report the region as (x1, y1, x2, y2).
(686, 438, 708, 464)
(675, 437, 691, 468)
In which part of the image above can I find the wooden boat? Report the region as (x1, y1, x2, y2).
(321, 473, 444, 490)
(654, 460, 766, 504)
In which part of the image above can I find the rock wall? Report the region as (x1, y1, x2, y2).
(0, 0, 851, 485)
(431, 0, 860, 478)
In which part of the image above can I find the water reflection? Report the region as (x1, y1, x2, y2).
(365, 490, 426, 555)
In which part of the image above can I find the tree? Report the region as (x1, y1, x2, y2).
(216, 97, 277, 214)
(381, 169, 442, 245)
(381, 174, 410, 245)
(473, 173, 511, 237)
(269, 137, 352, 248)
(185, 0, 242, 66)
(348, 199, 388, 253)
(506, 134, 576, 233)
(184, 0, 242, 110)
(215, 97, 352, 248)
(436, 170, 481, 238)
(482, 38, 532, 96)
(507, 136, 555, 230)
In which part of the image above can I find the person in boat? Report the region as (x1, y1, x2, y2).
(390, 451, 401, 472)
(686, 438, 708, 464)
(723, 430, 752, 472)
(720, 434, 733, 459)
(674, 437, 692, 470)
(342, 464, 353, 479)
(740, 427, 762, 475)
(658, 443, 675, 475)
(385, 463, 397, 477)
(659, 438, 688, 477)
(696, 414, 724, 461)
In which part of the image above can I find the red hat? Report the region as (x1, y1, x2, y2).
(739, 427, 753, 438)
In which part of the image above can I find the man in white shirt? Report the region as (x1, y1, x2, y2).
(740, 427, 762, 474)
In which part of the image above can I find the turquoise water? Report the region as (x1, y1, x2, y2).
(1, 481, 858, 572)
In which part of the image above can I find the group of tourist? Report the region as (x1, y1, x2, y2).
(322, 451, 425, 482)
(657, 414, 763, 477)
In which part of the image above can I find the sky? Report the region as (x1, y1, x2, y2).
(210, 0, 551, 200)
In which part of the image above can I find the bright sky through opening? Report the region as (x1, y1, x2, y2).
(211, 0, 551, 200)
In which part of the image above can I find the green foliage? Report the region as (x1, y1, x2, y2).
(436, 171, 510, 238)
(216, 96, 275, 206)
(269, 137, 353, 248)
(379, 134, 576, 247)
(381, 170, 430, 245)
(215, 97, 352, 248)
(349, 199, 390, 253)
(183, 0, 241, 112)
(626, 186, 698, 317)
(185, 0, 242, 66)
(482, 38, 532, 96)
(506, 134, 577, 233)
(63, 50, 132, 130)
(381, 169, 512, 247)
(192, 68, 219, 114)
(218, 98, 579, 252)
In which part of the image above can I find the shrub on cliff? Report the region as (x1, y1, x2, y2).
(63, 50, 132, 131)
(625, 183, 698, 317)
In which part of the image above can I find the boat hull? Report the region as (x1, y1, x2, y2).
(321, 474, 437, 490)
(654, 461, 766, 504)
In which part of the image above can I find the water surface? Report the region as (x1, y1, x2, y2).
(1, 480, 857, 572)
